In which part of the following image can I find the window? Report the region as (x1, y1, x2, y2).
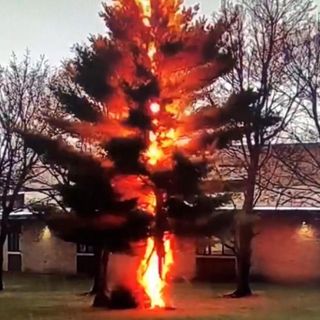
(196, 237, 234, 256)
(7, 232, 20, 252)
(1, 193, 25, 210)
(13, 194, 25, 209)
(226, 179, 246, 192)
(77, 244, 94, 255)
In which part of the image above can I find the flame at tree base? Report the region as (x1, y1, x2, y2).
(137, 233, 174, 309)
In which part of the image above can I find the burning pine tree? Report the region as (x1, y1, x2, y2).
(21, 0, 255, 310)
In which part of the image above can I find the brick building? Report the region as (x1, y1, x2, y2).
(3, 202, 320, 285)
(2, 144, 320, 283)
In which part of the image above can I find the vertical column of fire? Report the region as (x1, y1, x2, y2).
(135, 0, 174, 309)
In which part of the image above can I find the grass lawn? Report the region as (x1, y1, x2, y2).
(1, 274, 320, 320)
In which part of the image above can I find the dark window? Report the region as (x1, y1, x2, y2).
(77, 244, 94, 254)
(7, 254, 22, 272)
(196, 237, 234, 256)
(226, 179, 245, 192)
(14, 193, 25, 209)
(77, 256, 96, 275)
(7, 232, 20, 252)
(2, 193, 25, 210)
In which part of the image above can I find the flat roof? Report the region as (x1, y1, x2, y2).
(0, 209, 35, 220)
(219, 206, 320, 211)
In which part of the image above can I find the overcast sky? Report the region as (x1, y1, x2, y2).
(0, 0, 221, 67)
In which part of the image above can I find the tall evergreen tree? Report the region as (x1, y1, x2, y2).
(21, 0, 256, 309)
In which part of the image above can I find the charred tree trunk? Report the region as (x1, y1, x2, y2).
(92, 249, 110, 308)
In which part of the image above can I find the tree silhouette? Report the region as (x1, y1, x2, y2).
(0, 54, 51, 291)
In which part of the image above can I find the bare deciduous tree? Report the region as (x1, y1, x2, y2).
(272, 16, 320, 206)
(210, 0, 314, 297)
(0, 54, 51, 290)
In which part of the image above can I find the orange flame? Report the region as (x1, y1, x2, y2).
(148, 42, 157, 70)
(135, 0, 175, 309)
(135, 0, 152, 26)
(145, 131, 164, 166)
(137, 233, 174, 308)
(138, 112, 176, 308)
(145, 128, 179, 169)
(111, 175, 157, 213)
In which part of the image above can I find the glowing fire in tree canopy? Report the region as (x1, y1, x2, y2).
(26, 0, 242, 310)
(136, 0, 176, 308)
(135, 0, 152, 26)
(106, 0, 235, 308)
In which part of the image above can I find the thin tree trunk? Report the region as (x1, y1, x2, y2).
(0, 217, 8, 292)
(0, 243, 4, 292)
(92, 249, 110, 308)
(80, 246, 101, 296)
(229, 150, 258, 298)
(89, 246, 102, 295)
(155, 190, 166, 280)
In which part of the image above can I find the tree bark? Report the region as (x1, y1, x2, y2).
(0, 243, 4, 292)
(0, 217, 8, 292)
(232, 223, 253, 297)
(228, 150, 259, 298)
(92, 249, 110, 308)
(80, 246, 102, 296)
(89, 246, 102, 295)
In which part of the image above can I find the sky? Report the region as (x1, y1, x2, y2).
(0, 0, 221, 67)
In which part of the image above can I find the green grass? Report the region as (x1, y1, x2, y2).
(1, 273, 320, 320)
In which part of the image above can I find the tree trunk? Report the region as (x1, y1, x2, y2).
(89, 246, 102, 295)
(232, 223, 253, 297)
(0, 217, 8, 292)
(80, 246, 102, 296)
(228, 150, 259, 298)
(155, 190, 166, 280)
(92, 249, 110, 308)
(0, 243, 4, 292)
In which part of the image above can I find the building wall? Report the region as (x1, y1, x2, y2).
(251, 215, 320, 283)
(171, 237, 197, 281)
(195, 214, 320, 283)
(4, 215, 320, 285)
(21, 221, 76, 274)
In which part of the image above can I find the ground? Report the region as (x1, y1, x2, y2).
(0, 274, 320, 320)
